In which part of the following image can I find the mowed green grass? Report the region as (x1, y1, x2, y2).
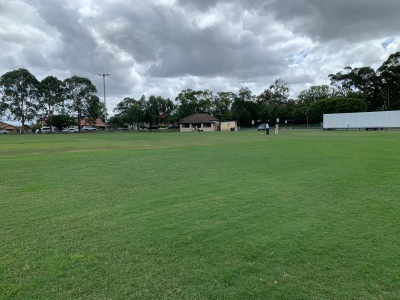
(0, 130, 399, 299)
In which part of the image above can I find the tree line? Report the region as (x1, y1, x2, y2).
(0, 69, 105, 132)
(1, 52, 399, 131)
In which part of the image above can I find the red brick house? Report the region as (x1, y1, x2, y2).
(77, 118, 106, 129)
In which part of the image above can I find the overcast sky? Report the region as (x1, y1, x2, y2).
(1, 0, 400, 114)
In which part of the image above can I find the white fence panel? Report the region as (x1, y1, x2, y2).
(323, 111, 400, 129)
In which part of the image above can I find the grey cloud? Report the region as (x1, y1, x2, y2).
(28, 1, 133, 92)
(91, 2, 169, 64)
(175, 0, 270, 12)
(33, 2, 99, 72)
(266, 0, 400, 42)
(85, 1, 287, 79)
(175, 0, 219, 11)
(148, 27, 285, 78)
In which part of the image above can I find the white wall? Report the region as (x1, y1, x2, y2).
(323, 111, 400, 129)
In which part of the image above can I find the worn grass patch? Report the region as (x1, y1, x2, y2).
(0, 130, 399, 299)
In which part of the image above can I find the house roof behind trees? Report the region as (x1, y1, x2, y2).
(78, 118, 105, 127)
(0, 121, 17, 130)
(179, 114, 219, 124)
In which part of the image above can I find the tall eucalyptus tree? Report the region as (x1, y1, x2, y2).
(63, 76, 98, 129)
(0, 68, 39, 132)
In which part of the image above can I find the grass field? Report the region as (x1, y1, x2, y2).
(1, 130, 399, 299)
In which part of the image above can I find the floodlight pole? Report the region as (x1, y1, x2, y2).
(99, 73, 110, 130)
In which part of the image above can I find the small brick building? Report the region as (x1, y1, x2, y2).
(179, 114, 220, 132)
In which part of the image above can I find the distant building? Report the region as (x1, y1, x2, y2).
(179, 114, 220, 132)
(220, 121, 238, 132)
(77, 118, 106, 129)
(0, 121, 17, 133)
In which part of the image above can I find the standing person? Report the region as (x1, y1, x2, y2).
(275, 124, 279, 135)
(265, 123, 269, 135)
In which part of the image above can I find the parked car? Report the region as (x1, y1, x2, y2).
(365, 128, 384, 131)
(81, 126, 96, 131)
(168, 124, 179, 129)
(117, 127, 129, 131)
(0, 129, 9, 134)
(62, 127, 79, 133)
(36, 127, 54, 133)
(257, 123, 267, 131)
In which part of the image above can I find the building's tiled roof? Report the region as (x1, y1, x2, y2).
(78, 118, 105, 126)
(0, 121, 17, 129)
(179, 114, 219, 124)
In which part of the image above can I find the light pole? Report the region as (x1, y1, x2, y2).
(99, 73, 109, 130)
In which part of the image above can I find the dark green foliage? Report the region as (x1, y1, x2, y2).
(175, 89, 214, 118)
(307, 97, 368, 123)
(107, 115, 125, 128)
(213, 92, 234, 121)
(113, 97, 146, 128)
(0, 68, 40, 131)
(86, 95, 105, 124)
(39, 75, 64, 116)
(329, 51, 400, 111)
(63, 76, 99, 129)
(0, 101, 7, 117)
(48, 114, 77, 131)
(113, 95, 175, 129)
(231, 98, 259, 126)
(377, 51, 400, 110)
(145, 95, 175, 127)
